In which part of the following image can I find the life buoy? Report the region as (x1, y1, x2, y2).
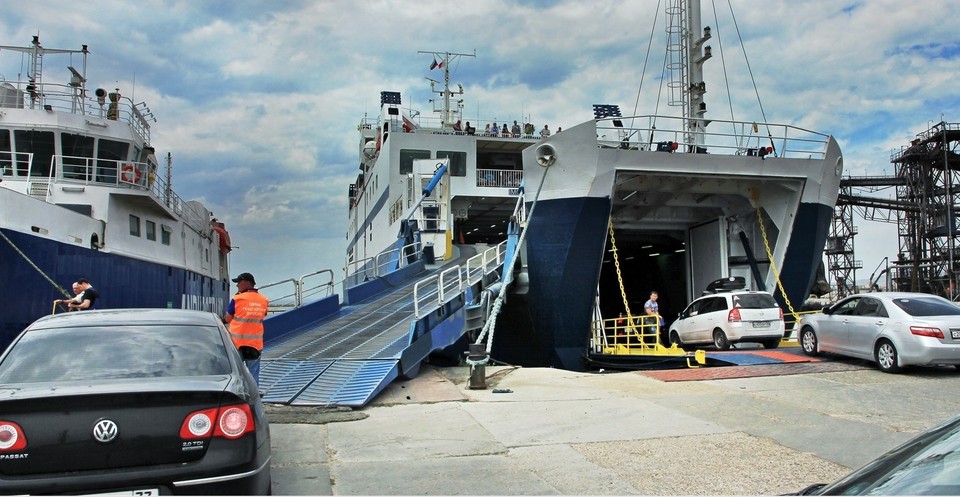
(120, 163, 141, 184)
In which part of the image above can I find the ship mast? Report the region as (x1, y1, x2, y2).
(0, 36, 89, 111)
(417, 50, 475, 128)
(665, 1, 712, 149)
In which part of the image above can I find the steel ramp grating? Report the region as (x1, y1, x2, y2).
(259, 359, 333, 404)
(289, 359, 399, 407)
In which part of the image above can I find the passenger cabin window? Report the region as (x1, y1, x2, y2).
(161, 225, 172, 245)
(129, 215, 141, 237)
(60, 133, 96, 181)
(399, 149, 430, 174)
(14, 130, 55, 177)
(146, 220, 156, 241)
(437, 151, 467, 177)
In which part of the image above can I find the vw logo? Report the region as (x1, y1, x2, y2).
(92, 419, 119, 443)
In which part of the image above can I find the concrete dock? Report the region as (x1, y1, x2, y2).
(267, 360, 960, 495)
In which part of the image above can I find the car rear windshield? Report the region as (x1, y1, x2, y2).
(732, 293, 778, 309)
(891, 297, 960, 317)
(0, 325, 232, 383)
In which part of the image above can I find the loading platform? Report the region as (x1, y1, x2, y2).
(257, 244, 505, 407)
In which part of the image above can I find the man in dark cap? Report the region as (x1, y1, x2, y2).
(224, 272, 269, 384)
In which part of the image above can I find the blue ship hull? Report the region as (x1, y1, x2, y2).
(494, 196, 833, 371)
(1, 228, 231, 351)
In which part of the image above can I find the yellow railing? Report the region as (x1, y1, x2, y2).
(591, 316, 705, 367)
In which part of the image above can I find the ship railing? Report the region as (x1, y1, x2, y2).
(260, 269, 336, 313)
(413, 241, 507, 319)
(475, 168, 523, 189)
(12, 154, 211, 232)
(595, 115, 831, 160)
(0, 78, 151, 144)
(344, 241, 423, 288)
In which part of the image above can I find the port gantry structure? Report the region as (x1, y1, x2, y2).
(827, 121, 960, 299)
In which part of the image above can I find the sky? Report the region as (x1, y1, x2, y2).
(4, 0, 960, 299)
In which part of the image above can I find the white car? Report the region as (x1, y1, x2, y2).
(798, 292, 960, 373)
(667, 291, 785, 350)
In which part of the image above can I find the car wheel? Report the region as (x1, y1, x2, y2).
(669, 330, 684, 348)
(713, 329, 731, 350)
(800, 327, 819, 356)
(875, 340, 901, 373)
(761, 338, 780, 349)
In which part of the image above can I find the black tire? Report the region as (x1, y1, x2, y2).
(713, 329, 731, 350)
(875, 339, 901, 373)
(800, 327, 819, 356)
(761, 338, 780, 349)
(669, 330, 684, 348)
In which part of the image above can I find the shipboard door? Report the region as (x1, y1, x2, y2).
(687, 217, 729, 300)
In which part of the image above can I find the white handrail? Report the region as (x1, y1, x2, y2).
(413, 241, 507, 319)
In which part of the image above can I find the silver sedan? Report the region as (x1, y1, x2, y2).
(798, 292, 960, 373)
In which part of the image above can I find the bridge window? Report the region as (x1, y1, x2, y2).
(96, 139, 130, 183)
(14, 129, 54, 177)
(61, 133, 95, 181)
(437, 151, 466, 177)
(0, 130, 11, 177)
(161, 225, 172, 245)
(399, 149, 430, 174)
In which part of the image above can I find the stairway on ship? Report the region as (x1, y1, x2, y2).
(258, 245, 493, 407)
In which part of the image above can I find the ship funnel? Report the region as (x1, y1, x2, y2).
(536, 144, 556, 167)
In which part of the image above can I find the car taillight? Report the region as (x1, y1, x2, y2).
(180, 404, 255, 440)
(779, 308, 784, 320)
(728, 308, 742, 322)
(0, 421, 27, 451)
(910, 326, 944, 339)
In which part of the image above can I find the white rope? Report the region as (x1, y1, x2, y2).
(468, 160, 552, 365)
(0, 228, 71, 298)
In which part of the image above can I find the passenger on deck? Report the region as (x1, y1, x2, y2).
(524, 122, 535, 138)
(512, 120, 521, 137)
(465, 122, 475, 135)
(484, 123, 491, 135)
(490, 122, 500, 136)
(501, 123, 510, 136)
(453, 120, 463, 133)
(540, 124, 551, 137)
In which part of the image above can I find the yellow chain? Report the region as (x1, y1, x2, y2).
(608, 218, 634, 319)
(751, 188, 800, 322)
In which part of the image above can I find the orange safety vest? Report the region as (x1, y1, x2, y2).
(229, 290, 269, 351)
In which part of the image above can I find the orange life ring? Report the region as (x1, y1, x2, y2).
(120, 163, 141, 184)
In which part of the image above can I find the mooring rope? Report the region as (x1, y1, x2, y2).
(0, 228, 71, 298)
(469, 154, 552, 364)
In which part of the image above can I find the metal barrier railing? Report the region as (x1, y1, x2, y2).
(259, 269, 336, 313)
(413, 241, 507, 319)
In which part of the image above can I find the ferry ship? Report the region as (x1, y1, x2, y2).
(0, 37, 232, 349)
(345, 1, 843, 371)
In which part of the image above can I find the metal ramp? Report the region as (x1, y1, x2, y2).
(257, 243, 507, 407)
(258, 277, 430, 407)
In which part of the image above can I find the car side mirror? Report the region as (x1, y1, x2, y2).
(821, 304, 833, 315)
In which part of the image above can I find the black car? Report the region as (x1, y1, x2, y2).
(0, 309, 271, 495)
(795, 414, 960, 495)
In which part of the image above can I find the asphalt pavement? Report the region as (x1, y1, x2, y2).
(266, 359, 960, 495)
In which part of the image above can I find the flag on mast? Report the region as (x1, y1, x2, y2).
(430, 57, 438, 70)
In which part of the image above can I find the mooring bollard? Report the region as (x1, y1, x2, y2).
(467, 343, 487, 390)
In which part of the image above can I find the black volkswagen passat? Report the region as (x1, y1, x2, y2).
(0, 309, 271, 495)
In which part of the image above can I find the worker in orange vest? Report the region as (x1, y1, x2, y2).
(225, 272, 269, 384)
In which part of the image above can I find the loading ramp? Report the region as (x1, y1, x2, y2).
(257, 243, 506, 408)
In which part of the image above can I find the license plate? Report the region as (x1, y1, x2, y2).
(752, 321, 771, 328)
(90, 490, 158, 496)
(952, 329, 960, 339)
